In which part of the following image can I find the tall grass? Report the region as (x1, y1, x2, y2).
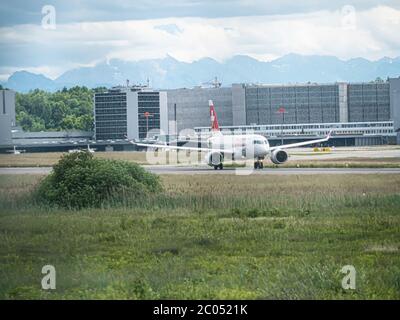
(1, 174, 399, 216)
(0, 174, 400, 299)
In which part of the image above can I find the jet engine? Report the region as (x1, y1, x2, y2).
(270, 149, 288, 164)
(205, 151, 224, 166)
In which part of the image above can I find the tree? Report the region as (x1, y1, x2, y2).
(75, 114, 94, 131)
(50, 101, 67, 128)
(61, 115, 76, 130)
(16, 111, 33, 131)
(16, 111, 45, 131)
(15, 86, 95, 132)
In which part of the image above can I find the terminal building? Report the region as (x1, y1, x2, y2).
(166, 87, 233, 134)
(94, 85, 168, 141)
(228, 81, 392, 126)
(168, 78, 400, 146)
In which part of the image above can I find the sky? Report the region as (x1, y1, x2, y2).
(0, 0, 400, 81)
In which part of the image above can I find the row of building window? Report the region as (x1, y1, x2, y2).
(96, 115, 127, 121)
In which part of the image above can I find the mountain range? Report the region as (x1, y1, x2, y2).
(2, 53, 400, 92)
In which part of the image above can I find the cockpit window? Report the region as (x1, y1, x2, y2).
(253, 140, 265, 145)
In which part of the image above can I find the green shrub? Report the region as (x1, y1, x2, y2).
(35, 151, 162, 208)
(229, 207, 284, 218)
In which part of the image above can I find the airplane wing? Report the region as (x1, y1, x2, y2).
(130, 141, 235, 154)
(5, 149, 25, 153)
(269, 131, 332, 151)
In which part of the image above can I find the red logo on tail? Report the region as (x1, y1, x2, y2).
(209, 100, 219, 131)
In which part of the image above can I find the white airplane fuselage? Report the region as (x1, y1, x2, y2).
(207, 133, 270, 160)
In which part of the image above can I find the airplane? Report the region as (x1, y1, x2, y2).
(87, 144, 96, 153)
(129, 100, 332, 170)
(69, 144, 96, 153)
(5, 146, 25, 155)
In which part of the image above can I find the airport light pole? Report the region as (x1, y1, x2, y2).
(174, 103, 177, 139)
(277, 107, 287, 146)
(140, 111, 154, 138)
(174, 103, 177, 163)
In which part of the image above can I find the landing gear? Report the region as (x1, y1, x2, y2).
(214, 163, 224, 170)
(254, 160, 264, 170)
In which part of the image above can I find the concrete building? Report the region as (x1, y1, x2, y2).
(167, 80, 399, 130)
(390, 77, 400, 133)
(230, 81, 394, 126)
(348, 82, 390, 122)
(166, 87, 232, 134)
(138, 90, 168, 139)
(94, 86, 167, 141)
(239, 83, 341, 125)
(168, 78, 400, 146)
(0, 89, 16, 147)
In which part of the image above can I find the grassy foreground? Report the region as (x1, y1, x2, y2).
(0, 174, 399, 299)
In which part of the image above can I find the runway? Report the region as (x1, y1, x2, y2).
(1, 166, 400, 175)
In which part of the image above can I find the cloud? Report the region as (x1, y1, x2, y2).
(154, 24, 183, 35)
(0, 5, 399, 80)
(1, 0, 400, 26)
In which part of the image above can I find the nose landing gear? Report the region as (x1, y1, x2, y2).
(254, 160, 264, 170)
(214, 163, 224, 170)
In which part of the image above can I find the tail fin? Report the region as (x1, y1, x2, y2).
(209, 100, 220, 131)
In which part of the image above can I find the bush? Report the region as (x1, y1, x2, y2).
(35, 151, 162, 208)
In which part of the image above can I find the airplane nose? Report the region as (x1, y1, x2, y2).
(256, 146, 268, 157)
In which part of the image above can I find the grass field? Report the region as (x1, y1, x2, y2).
(0, 173, 399, 299)
(0, 152, 148, 167)
(1, 150, 400, 168)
